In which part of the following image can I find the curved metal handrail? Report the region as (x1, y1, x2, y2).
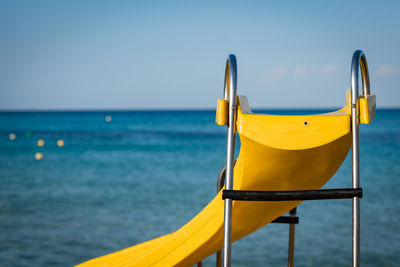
(222, 53, 238, 194)
(222, 54, 238, 267)
(223, 54, 238, 103)
(350, 49, 371, 267)
(351, 50, 371, 103)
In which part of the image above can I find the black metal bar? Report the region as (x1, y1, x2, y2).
(288, 208, 297, 267)
(272, 216, 299, 224)
(222, 188, 362, 201)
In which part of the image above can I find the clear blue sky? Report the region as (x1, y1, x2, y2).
(0, 0, 399, 110)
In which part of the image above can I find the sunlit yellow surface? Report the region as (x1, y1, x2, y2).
(215, 99, 229, 126)
(359, 94, 376, 124)
(78, 92, 355, 267)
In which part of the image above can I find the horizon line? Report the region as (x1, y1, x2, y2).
(0, 107, 399, 112)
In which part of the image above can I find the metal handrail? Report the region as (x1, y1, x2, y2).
(222, 54, 238, 267)
(218, 51, 369, 267)
(350, 49, 370, 267)
(351, 50, 371, 100)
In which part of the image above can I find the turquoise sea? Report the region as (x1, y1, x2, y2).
(0, 109, 399, 266)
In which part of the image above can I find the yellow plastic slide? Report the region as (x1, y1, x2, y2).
(78, 94, 353, 267)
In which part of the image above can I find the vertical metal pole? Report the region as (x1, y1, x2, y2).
(287, 208, 297, 267)
(350, 50, 370, 267)
(216, 166, 225, 267)
(216, 248, 222, 267)
(351, 53, 360, 267)
(222, 54, 238, 267)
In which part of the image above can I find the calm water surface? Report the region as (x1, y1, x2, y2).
(0, 109, 399, 266)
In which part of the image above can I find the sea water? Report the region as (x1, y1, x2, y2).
(0, 110, 399, 267)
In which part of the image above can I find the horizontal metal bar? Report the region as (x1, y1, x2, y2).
(222, 188, 362, 201)
(272, 216, 299, 224)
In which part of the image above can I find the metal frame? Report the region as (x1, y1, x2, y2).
(219, 50, 371, 267)
(287, 208, 297, 267)
(222, 188, 362, 201)
(222, 54, 238, 267)
(351, 50, 370, 267)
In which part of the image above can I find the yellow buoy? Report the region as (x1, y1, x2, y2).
(105, 115, 112, 122)
(9, 133, 16, 140)
(37, 139, 45, 147)
(57, 139, 64, 147)
(35, 152, 43, 160)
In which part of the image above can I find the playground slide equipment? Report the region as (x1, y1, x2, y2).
(78, 50, 375, 267)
